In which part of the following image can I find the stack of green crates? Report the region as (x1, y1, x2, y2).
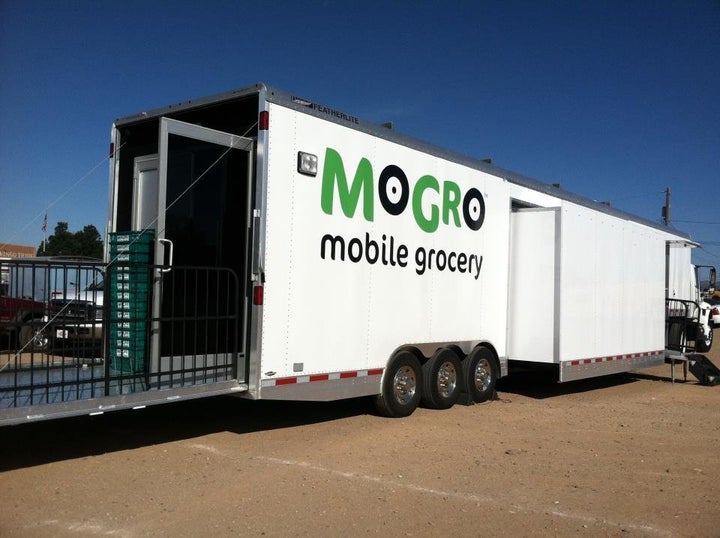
(108, 230, 154, 376)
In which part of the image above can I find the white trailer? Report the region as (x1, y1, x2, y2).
(0, 83, 712, 425)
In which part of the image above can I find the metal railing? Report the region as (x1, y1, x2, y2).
(1, 258, 242, 410)
(665, 298, 700, 354)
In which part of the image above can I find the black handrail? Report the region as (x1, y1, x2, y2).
(665, 298, 700, 353)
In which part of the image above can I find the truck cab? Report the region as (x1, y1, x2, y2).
(666, 248, 715, 353)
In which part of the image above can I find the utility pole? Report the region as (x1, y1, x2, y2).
(662, 187, 671, 226)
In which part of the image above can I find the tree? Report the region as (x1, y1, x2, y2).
(38, 222, 103, 258)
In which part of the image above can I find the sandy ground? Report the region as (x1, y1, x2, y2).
(0, 346, 718, 537)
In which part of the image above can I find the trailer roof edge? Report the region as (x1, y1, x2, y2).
(113, 82, 693, 242)
(114, 83, 268, 126)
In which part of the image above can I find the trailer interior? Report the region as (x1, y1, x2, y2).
(1, 91, 263, 423)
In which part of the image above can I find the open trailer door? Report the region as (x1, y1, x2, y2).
(149, 118, 254, 387)
(507, 206, 560, 364)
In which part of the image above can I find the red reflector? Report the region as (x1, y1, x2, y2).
(259, 111, 269, 130)
(253, 285, 264, 305)
(276, 377, 297, 385)
(310, 374, 329, 382)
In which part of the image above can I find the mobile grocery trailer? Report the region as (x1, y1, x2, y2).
(0, 83, 713, 425)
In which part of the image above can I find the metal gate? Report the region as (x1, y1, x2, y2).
(0, 258, 242, 410)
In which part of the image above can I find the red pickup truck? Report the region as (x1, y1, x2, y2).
(0, 258, 50, 350)
(1, 257, 103, 351)
(0, 294, 48, 350)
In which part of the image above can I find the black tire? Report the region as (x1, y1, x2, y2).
(462, 346, 498, 403)
(421, 347, 462, 410)
(18, 323, 49, 352)
(696, 325, 713, 353)
(374, 350, 423, 418)
(667, 322, 686, 353)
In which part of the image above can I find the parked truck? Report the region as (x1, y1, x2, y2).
(0, 83, 714, 425)
(0, 256, 105, 353)
(665, 252, 715, 353)
(0, 261, 48, 351)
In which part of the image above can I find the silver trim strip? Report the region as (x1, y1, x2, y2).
(1, 381, 248, 426)
(259, 374, 381, 401)
(560, 351, 665, 382)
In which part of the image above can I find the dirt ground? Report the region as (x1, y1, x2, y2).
(1, 345, 718, 537)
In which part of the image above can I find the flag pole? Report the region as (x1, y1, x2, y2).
(42, 212, 47, 254)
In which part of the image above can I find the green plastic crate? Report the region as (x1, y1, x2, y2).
(112, 320, 148, 331)
(109, 230, 155, 245)
(111, 355, 145, 375)
(112, 299, 149, 312)
(110, 323, 147, 339)
(110, 243, 152, 256)
(111, 339, 146, 355)
(112, 309, 149, 322)
(113, 251, 153, 263)
(112, 338, 146, 352)
(112, 289, 150, 302)
(111, 280, 151, 294)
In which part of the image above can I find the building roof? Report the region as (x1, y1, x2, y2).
(0, 243, 36, 258)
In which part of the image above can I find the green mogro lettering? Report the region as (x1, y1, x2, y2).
(321, 148, 374, 222)
(442, 181, 461, 227)
(412, 175, 440, 233)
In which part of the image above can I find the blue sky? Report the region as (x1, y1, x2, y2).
(1, 0, 718, 268)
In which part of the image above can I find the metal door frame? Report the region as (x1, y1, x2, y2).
(153, 117, 255, 377)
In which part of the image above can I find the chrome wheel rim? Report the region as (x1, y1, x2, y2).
(474, 358, 492, 391)
(32, 331, 48, 350)
(393, 365, 417, 405)
(437, 361, 458, 398)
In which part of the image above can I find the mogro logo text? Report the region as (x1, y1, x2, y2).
(320, 148, 485, 233)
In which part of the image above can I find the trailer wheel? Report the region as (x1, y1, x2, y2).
(421, 348, 462, 409)
(696, 325, 713, 353)
(462, 346, 498, 403)
(374, 350, 423, 418)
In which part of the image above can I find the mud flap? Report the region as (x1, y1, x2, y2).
(687, 354, 720, 386)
